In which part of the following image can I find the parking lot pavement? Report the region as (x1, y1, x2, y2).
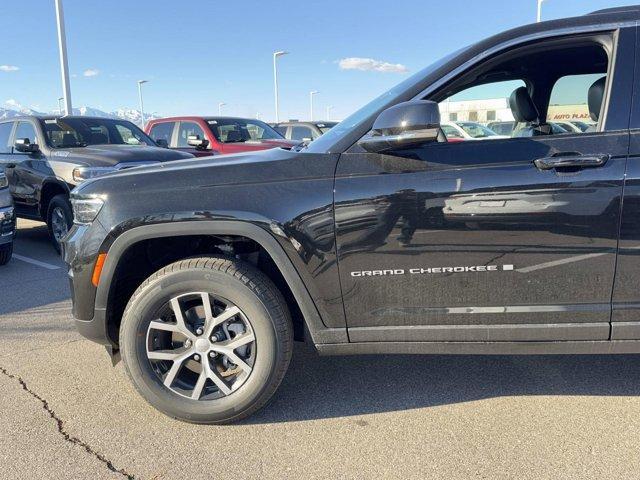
(3, 220, 640, 479)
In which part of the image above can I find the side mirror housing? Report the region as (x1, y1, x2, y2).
(155, 138, 169, 148)
(358, 100, 442, 153)
(14, 138, 39, 154)
(187, 135, 209, 150)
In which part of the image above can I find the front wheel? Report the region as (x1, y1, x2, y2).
(46, 194, 73, 253)
(119, 256, 293, 424)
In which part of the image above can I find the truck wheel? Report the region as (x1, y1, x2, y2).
(0, 242, 12, 265)
(119, 256, 293, 424)
(46, 194, 73, 253)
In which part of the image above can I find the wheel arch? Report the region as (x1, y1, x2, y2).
(95, 220, 347, 347)
(39, 179, 71, 219)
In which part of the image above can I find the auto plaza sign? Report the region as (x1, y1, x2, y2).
(547, 104, 591, 121)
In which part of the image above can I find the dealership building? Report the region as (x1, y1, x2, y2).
(440, 98, 591, 124)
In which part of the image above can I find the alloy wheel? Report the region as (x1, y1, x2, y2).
(146, 292, 256, 400)
(51, 206, 69, 242)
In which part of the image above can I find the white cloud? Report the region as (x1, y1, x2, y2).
(4, 99, 20, 108)
(338, 57, 408, 73)
(83, 68, 100, 77)
(0, 65, 19, 72)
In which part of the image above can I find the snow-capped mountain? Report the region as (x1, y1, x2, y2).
(0, 101, 162, 124)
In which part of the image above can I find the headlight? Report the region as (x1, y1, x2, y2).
(72, 166, 118, 183)
(0, 174, 7, 189)
(71, 197, 104, 224)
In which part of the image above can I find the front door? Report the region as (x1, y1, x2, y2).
(335, 28, 634, 343)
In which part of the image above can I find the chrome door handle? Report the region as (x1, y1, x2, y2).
(534, 154, 609, 170)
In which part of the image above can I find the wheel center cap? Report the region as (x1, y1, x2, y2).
(195, 338, 210, 353)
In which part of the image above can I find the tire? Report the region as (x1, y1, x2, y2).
(0, 242, 12, 265)
(46, 194, 73, 254)
(119, 255, 293, 424)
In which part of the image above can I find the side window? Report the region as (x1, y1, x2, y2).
(548, 74, 604, 129)
(291, 126, 313, 141)
(435, 39, 610, 141)
(439, 80, 525, 140)
(15, 121, 38, 145)
(0, 122, 13, 153)
(149, 122, 175, 145)
(177, 122, 206, 148)
(273, 126, 287, 137)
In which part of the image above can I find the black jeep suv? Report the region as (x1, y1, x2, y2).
(64, 7, 640, 424)
(0, 116, 193, 251)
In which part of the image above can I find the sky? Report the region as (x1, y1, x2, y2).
(0, 0, 637, 122)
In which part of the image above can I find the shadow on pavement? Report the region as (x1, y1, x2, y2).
(248, 342, 640, 423)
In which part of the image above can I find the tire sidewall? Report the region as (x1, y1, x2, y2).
(47, 194, 73, 252)
(120, 265, 283, 423)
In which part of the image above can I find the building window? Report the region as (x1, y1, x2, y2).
(469, 111, 478, 122)
(487, 110, 496, 121)
(449, 112, 458, 121)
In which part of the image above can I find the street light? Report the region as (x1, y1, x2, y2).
(309, 90, 319, 121)
(326, 105, 334, 121)
(537, 0, 544, 22)
(218, 102, 226, 115)
(273, 50, 289, 123)
(54, 0, 72, 116)
(137, 80, 148, 129)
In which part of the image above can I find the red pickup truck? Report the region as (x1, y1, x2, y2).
(145, 116, 299, 157)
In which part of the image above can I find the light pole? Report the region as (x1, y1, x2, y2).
(273, 51, 288, 123)
(54, 0, 72, 116)
(309, 90, 319, 121)
(137, 80, 148, 128)
(57, 97, 64, 115)
(537, 0, 544, 22)
(326, 105, 334, 121)
(218, 102, 226, 115)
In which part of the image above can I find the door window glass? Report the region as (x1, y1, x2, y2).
(149, 122, 175, 145)
(0, 122, 13, 153)
(177, 122, 206, 147)
(15, 122, 37, 144)
(548, 74, 604, 128)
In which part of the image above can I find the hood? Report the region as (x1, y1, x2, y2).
(76, 147, 335, 197)
(58, 144, 194, 167)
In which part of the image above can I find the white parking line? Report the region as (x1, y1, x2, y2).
(13, 254, 61, 270)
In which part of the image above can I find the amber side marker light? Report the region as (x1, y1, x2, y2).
(92, 253, 108, 287)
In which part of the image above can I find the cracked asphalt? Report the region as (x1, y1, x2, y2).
(3, 220, 640, 479)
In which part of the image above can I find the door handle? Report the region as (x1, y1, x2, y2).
(534, 154, 609, 171)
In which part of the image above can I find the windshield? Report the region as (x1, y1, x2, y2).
(207, 119, 283, 143)
(41, 118, 154, 148)
(306, 46, 470, 153)
(457, 122, 498, 138)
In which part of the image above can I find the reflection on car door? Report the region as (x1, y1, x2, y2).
(335, 30, 634, 343)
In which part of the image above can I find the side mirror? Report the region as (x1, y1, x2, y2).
(14, 138, 39, 154)
(187, 135, 209, 150)
(155, 138, 169, 148)
(358, 100, 442, 153)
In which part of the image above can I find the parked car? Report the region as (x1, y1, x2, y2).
(273, 121, 338, 142)
(0, 173, 15, 265)
(146, 116, 299, 157)
(441, 121, 509, 140)
(486, 121, 572, 136)
(64, 6, 640, 424)
(0, 116, 193, 252)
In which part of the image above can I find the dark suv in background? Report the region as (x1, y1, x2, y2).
(0, 116, 193, 251)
